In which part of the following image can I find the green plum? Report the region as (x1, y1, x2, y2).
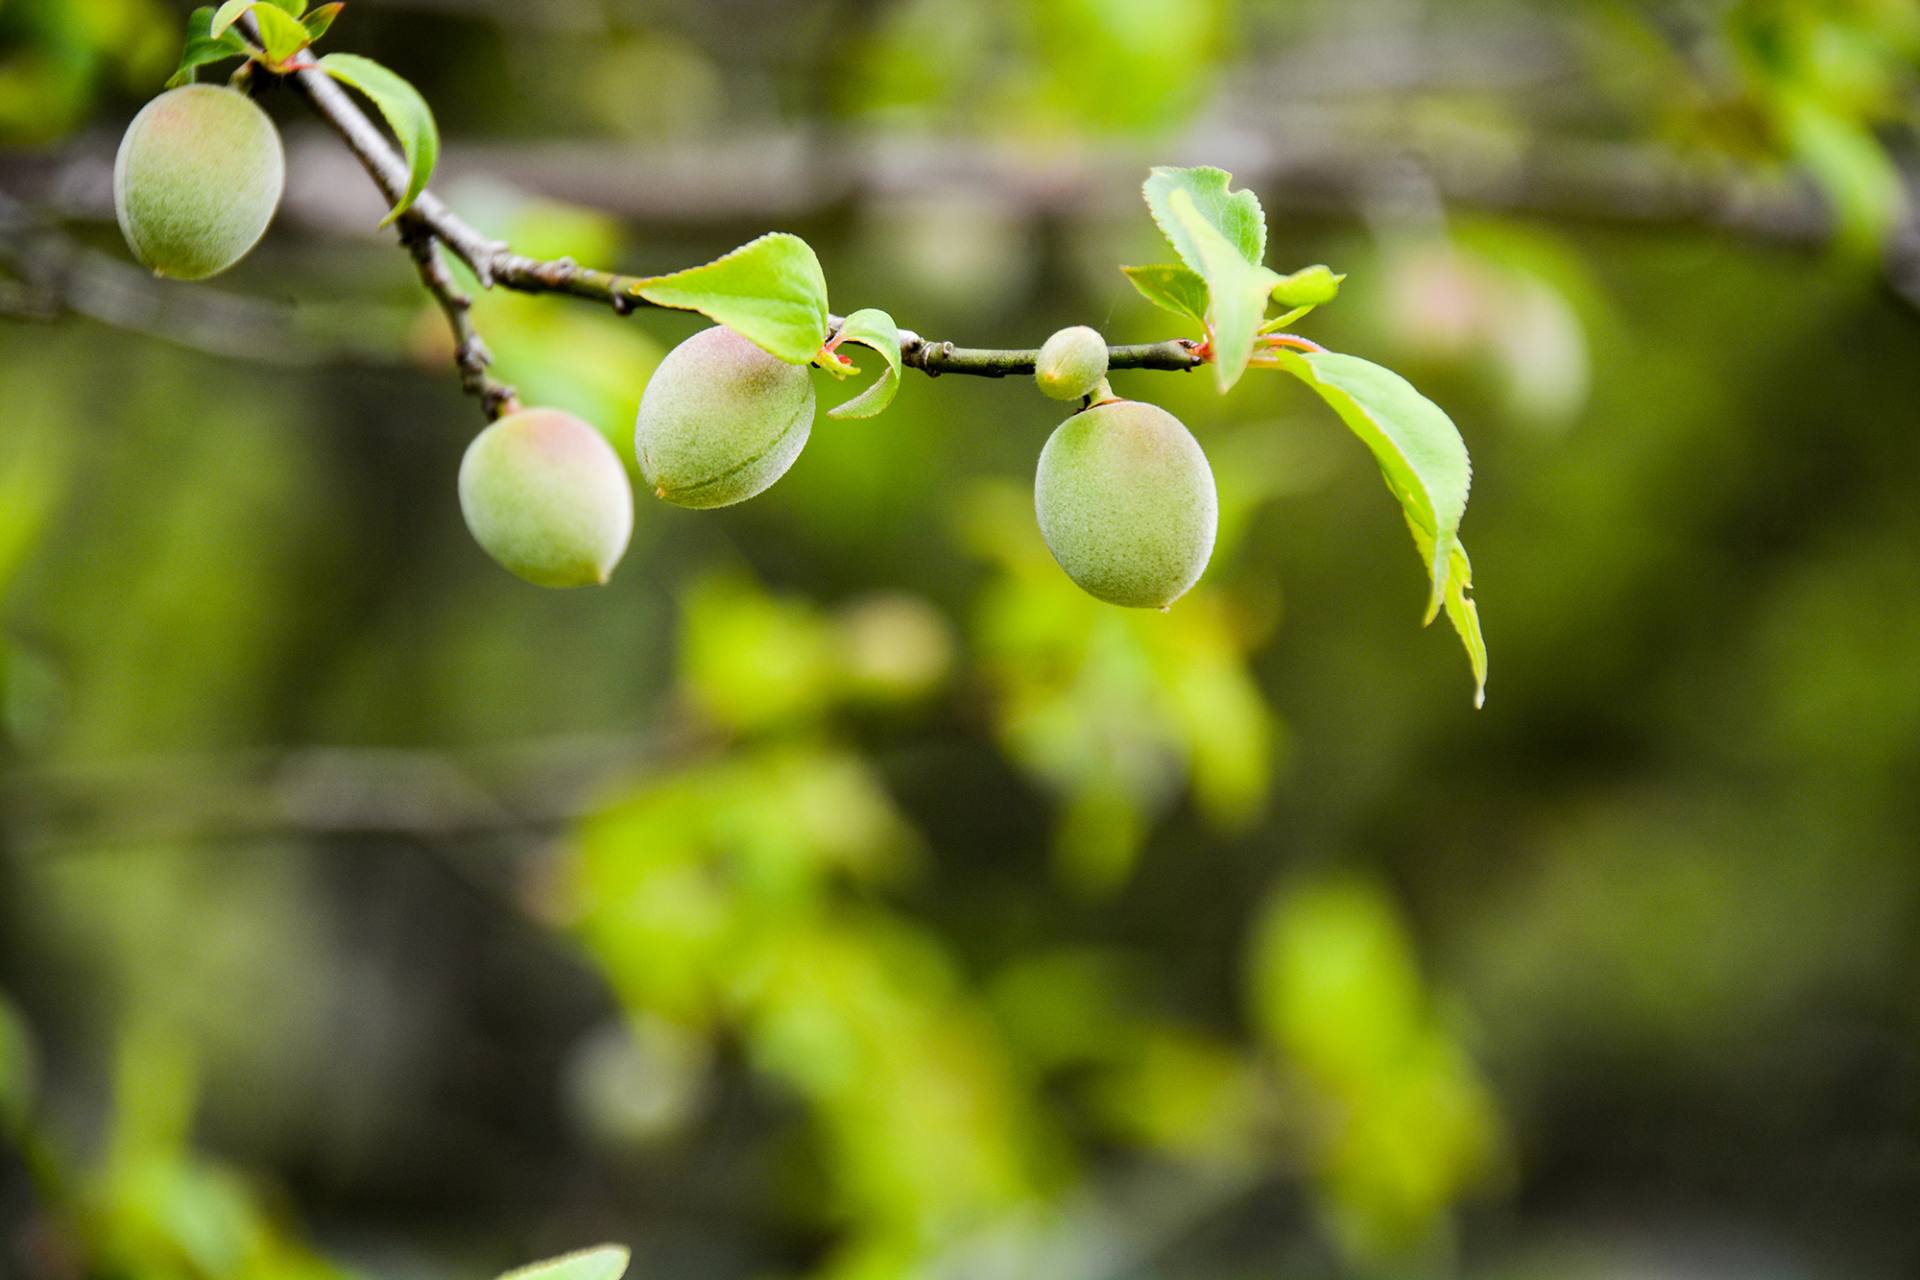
(1033, 325, 1110, 401)
(113, 85, 285, 281)
(1034, 399, 1216, 608)
(459, 408, 634, 587)
(635, 325, 815, 508)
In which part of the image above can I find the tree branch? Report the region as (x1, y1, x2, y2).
(260, 46, 525, 418)
(898, 337, 1202, 378)
(281, 55, 504, 279)
(267, 45, 1204, 419)
(396, 218, 519, 418)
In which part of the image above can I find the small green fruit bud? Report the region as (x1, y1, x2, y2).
(113, 85, 285, 281)
(1271, 264, 1344, 308)
(1034, 325, 1110, 401)
(1034, 399, 1216, 608)
(635, 325, 815, 508)
(459, 408, 634, 588)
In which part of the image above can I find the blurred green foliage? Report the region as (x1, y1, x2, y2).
(0, 0, 173, 142)
(1725, 0, 1919, 254)
(568, 579, 1041, 1279)
(1251, 879, 1505, 1265)
(960, 481, 1277, 893)
(4, 1, 1920, 1279)
(84, 1030, 355, 1280)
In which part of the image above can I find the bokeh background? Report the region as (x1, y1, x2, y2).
(3, 1, 1920, 1277)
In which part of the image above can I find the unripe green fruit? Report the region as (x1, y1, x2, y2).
(113, 85, 285, 281)
(635, 325, 815, 508)
(1034, 325, 1110, 401)
(459, 408, 634, 588)
(1034, 399, 1217, 609)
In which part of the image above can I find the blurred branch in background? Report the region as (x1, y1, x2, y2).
(9, 113, 1917, 315)
(2, 730, 695, 851)
(0, 190, 404, 365)
(0, 117, 1878, 246)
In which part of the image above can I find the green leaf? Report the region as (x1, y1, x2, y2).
(825, 308, 902, 420)
(1258, 305, 1315, 335)
(209, 1, 254, 37)
(209, 0, 304, 39)
(1408, 522, 1487, 708)
(1120, 263, 1210, 328)
(632, 233, 830, 365)
(1168, 189, 1280, 393)
(496, 1245, 631, 1280)
(316, 53, 439, 223)
(302, 2, 344, 41)
(1273, 349, 1473, 631)
(1778, 88, 1907, 260)
(250, 4, 310, 64)
(166, 7, 251, 88)
(1143, 166, 1265, 273)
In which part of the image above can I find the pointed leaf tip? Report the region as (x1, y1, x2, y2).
(316, 53, 439, 220)
(495, 1244, 631, 1280)
(1276, 348, 1484, 695)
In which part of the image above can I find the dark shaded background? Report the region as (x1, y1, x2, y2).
(2, 1, 1919, 1277)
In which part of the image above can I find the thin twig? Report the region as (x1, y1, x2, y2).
(397, 218, 519, 418)
(280, 55, 504, 278)
(897, 335, 1202, 377)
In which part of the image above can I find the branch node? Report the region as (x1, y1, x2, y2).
(456, 336, 493, 369)
(482, 384, 521, 421)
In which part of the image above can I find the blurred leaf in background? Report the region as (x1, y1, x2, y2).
(1252, 877, 1507, 1267)
(560, 574, 1042, 1277)
(959, 481, 1277, 894)
(1374, 224, 1601, 434)
(0, 0, 173, 142)
(843, 0, 1227, 133)
(1727, 0, 1919, 257)
(0, 1022, 362, 1280)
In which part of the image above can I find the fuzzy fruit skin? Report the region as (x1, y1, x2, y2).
(1034, 325, 1110, 401)
(1034, 399, 1217, 608)
(634, 326, 816, 509)
(459, 409, 634, 588)
(113, 85, 285, 281)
